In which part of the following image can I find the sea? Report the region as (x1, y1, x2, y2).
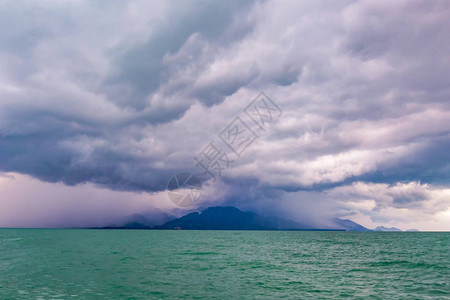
(0, 229, 448, 299)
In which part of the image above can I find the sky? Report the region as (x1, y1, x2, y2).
(0, 0, 449, 230)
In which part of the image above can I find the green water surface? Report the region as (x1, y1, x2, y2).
(0, 230, 448, 299)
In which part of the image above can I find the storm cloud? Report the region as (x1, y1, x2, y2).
(0, 0, 449, 229)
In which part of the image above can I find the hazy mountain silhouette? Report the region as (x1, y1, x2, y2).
(374, 226, 402, 232)
(331, 218, 371, 232)
(158, 206, 316, 230)
(95, 206, 370, 231)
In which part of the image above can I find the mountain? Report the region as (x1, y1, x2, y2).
(158, 207, 368, 231)
(95, 206, 370, 231)
(120, 211, 174, 227)
(95, 211, 175, 229)
(374, 226, 402, 232)
(331, 218, 370, 232)
(406, 229, 419, 232)
(158, 206, 315, 230)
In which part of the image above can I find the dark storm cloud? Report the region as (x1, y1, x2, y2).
(0, 0, 449, 229)
(104, 0, 256, 111)
(0, 0, 257, 191)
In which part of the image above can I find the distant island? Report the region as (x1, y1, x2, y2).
(93, 206, 375, 231)
(91, 206, 417, 232)
(374, 226, 402, 232)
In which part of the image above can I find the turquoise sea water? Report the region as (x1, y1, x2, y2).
(0, 230, 449, 299)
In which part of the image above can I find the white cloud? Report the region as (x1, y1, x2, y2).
(327, 181, 450, 230)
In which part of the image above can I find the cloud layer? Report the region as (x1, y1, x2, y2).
(0, 0, 449, 229)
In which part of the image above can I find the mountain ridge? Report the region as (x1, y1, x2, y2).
(96, 206, 370, 231)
